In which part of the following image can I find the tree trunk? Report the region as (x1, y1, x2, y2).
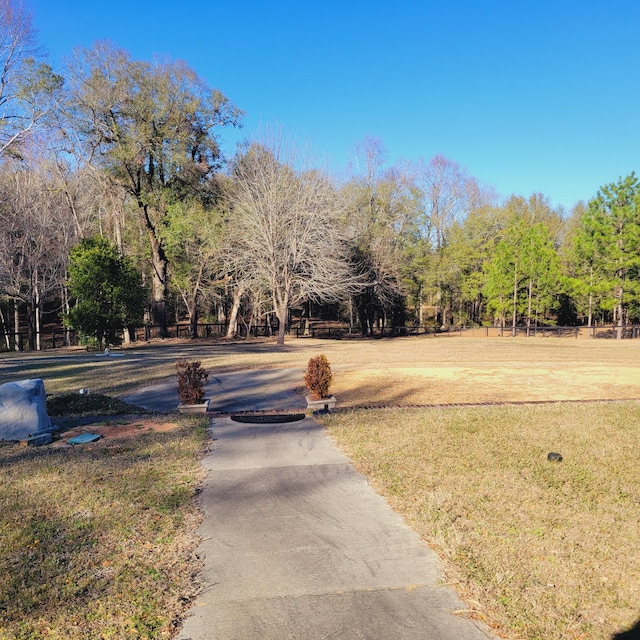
(526, 278, 533, 337)
(276, 311, 286, 345)
(512, 260, 518, 337)
(14, 302, 20, 351)
(616, 298, 624, 340)
(61, 282, 72, 346)
(274, 290, 289, 346)
(141, 203, 169, 338)
(148, 233, 169, 337)
(348, 297, 354, 334)
(187, 264, 205, 339)
(35, 281, 41, 352)
(0, 305, 10, 350)
(117, 215, 133, 341)
(587, 267, 593, 337)
(441, 304, 449, 329)
(226, 285, 244, 338)
(189, 292, 199, 339)
(27, 300, 36, 351)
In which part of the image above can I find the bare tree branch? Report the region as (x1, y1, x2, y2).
(226, 138, 361, 345)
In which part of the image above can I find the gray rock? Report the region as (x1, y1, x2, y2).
(547, 451, 563, 462)
(0, 379, 52, 441)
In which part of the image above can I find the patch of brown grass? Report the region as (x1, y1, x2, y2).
(324, 403, 640, 639)
(3, 336, 640, 402)
(0, 415, 209, 639)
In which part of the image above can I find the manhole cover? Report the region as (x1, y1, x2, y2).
(230, 413, 305, 424)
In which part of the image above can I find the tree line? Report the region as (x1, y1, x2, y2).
(2, 0, 640, 350)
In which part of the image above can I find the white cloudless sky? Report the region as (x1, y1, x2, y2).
(29, 0, 640, 212)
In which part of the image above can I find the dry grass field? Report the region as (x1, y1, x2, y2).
(325, 403, 640, 640)
(2, 334, 640, 403)
(0, 416, 209, 639)
(315, 337, 640, 640)
(1, 335, 640, 639)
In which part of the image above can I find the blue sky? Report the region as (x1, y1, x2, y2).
(28, 0, 640, 212)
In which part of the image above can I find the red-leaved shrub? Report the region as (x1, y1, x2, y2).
(304, 354, 332, 400)
(176, 360, 209, 404)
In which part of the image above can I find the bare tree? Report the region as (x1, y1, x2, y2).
(343, 138, 417, 334)
(0, 0, 62, 157)
(227, 139, 359, 345)
(416, 155, 495, 251)
(0, 150, 76, 349)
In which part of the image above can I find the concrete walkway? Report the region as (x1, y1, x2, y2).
(125, 370, 495, 638)
(175, 412, 495, 639)
(123, 368, 305, 414)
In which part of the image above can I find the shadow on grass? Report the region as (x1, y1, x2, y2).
(0, 339, 307, 395)
(613, 617, 640, 639)
(338, 384, 435, 409)
(46, 393, 146, 418)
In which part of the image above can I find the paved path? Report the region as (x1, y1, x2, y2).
(127, 369, 495, 639)
(173, 418, 494, 637)
(123, 368, 305, 414)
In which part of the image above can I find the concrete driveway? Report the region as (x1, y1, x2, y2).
(176, 414, 496, 640)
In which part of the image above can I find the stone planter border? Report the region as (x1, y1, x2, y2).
(177, 399, 210, 414)
(305, 395, 336, 412)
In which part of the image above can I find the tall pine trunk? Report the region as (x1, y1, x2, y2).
(526, 278, 533, 337)
(616, 294, 624, 340)
(587, 267, 593, 337)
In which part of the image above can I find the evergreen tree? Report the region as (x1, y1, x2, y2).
(65, 236, 146, 348)
(576, 174, 640, 338)
(484, 216, 561, 333)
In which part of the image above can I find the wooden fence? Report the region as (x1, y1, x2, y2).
(3, 323, 640, 352)
(296, 324, 640, 340)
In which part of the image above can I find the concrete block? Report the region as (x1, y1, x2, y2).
(23, 432, 53, 447)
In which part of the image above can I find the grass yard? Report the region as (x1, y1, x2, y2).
(1, 335, 640, 639)
(324, 402, 640, 640)
(1, 335, 640, 403)
(0, 415, 208, 640)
